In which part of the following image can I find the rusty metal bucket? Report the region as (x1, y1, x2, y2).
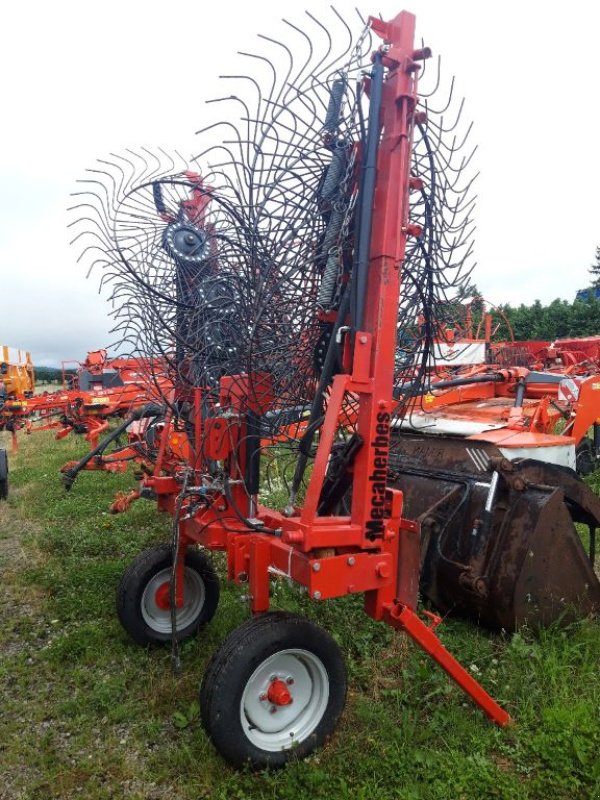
(389, 434, 600, 631)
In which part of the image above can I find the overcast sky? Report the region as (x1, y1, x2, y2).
(1, 0, 599, 366)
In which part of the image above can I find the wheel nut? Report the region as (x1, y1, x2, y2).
(259, 693, 267, 701)
(286, 676, 294, 685)
(270, 706, 277, 714)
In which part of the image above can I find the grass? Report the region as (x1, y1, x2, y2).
(1, 429, 599, 799)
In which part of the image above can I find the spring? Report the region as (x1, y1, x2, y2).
(317, 251, 341, 310)
(319, 145, 349, 206)
(322, 78, 347, 133)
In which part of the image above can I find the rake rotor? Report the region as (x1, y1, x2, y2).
(69, 8, 477, 459)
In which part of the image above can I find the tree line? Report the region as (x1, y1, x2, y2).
(35, 367, 76, 385)
(477, 246, 600, 342)
(489, 296, 600, 342)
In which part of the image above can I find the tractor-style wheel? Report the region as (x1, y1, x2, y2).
(576, 438, 596, 476)
(117, 544, 219, 646)
(0, 448, 8, 501)
(200, 611, 347, 769)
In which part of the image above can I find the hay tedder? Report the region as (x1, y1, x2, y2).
(0, 345, 170, 473)
(57, 349, 171, 480)
(70, 9, 600, 769)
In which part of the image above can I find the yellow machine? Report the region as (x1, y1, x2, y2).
(0, 346, 35, 398)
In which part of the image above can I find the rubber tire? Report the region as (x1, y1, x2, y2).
(0, 448, 8, 501)
(200, 611, 347, 769)
(576, 438, 596, 476)
(116, 544, 219, 646)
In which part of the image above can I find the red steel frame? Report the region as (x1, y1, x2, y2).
(147, 12, 510, 727)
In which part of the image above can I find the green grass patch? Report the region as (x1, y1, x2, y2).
(0, 429, 599, 799)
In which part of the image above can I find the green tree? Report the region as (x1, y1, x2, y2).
(588, 245, 600, 288)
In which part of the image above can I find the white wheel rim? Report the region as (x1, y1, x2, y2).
(140, 566, 205, 633)
(240, 649, 329, 752)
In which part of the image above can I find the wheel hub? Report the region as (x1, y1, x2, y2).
(140, 566, 206, 634)
(266, 678, 293, 706)
(240, 649, 329, 749)
(154, 581, 171, 611)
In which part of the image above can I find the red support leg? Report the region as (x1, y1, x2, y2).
(385, 603, 511, 726)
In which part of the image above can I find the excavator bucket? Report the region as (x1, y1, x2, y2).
(389, 434, 600, 631)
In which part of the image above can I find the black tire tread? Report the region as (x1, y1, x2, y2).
(200, 610, 282, 735)
(117, 543, 219, 646)
(200, 611, 347, 769)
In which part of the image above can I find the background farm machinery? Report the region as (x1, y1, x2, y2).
(66, 342, 600, 514)
(0, 345, 172, 499)
(0, 346, 38, 447)
(66, 8, 600, 770)
(0, 345, 37, 497)
(492, 335, 600, 373)
(0, 347, 171, 450)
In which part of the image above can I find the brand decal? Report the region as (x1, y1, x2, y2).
(366, 411, 390, 537)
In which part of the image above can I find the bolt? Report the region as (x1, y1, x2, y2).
(269, 674, 278, 682)
(312, 562, 321, 572)
(376, 562, 391, 579)
(259, 693, 267, 701)
(286, 676, 294, 685)
(359, 335, 368, 344)
(313, 591, 322, 600)
(270, 706, 277, 714)
(347, 556, 356, 566)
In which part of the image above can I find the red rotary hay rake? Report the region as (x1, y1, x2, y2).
(70, 9, 599, 768)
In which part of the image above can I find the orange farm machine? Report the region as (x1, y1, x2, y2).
(69, 9, 599, 769)
(1, 346, 171, 454)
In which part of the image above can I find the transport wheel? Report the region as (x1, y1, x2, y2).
(200, 611, 347, 769)
(0, 448, 8, 500)
(117, 544, 219, 645)
(576, 438, 596, 476)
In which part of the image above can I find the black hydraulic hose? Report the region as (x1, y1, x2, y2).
(406, 370, 561, 402)
(351, 53, 384, 335)
(287, 59, 382, 510)
(431, 373, 506, 391)
(61, 403, 164, 490)
(514, 379, 526, 407)
(245, 410, 261, 496)
(288, 289, 351, 507)
(430, 370, 562, 397)
(222, 477, 278, 534)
